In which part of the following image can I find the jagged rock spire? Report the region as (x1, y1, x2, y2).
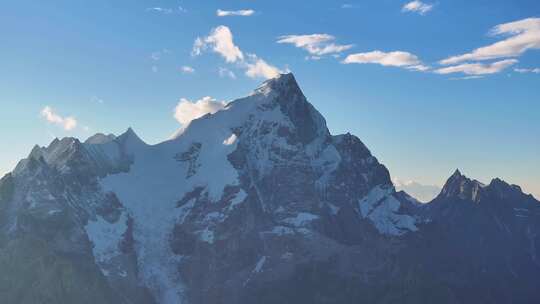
(439, 169, 484, 202)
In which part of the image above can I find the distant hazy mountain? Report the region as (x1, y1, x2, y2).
(394, 179, 441, 202)
(1, 74, 539, 304)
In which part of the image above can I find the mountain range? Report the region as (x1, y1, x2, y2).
(0, 73, 539, 304)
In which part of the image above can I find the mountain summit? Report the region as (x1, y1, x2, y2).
(438, 169, 485, 201)
(1, 73, 539, 304)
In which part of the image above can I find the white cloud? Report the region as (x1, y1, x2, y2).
(343, 50, 429, 71)
(440, 18, 540, 65)
(216, 9, 255, 17)
(192, 26, 244, 63)
(40, 106, 78, 131)
(514, 67, 540, 74)
(151, 65, 158, 73)
(193, 26, 283, 80)
(402, 1, 434, 15)
(434, 59, 518, 75)
(219, 67, 236, 79)
(277, 34, 353, 56)
(181, 66, 195, 73)
(343, 51, 420, 66)
(173, 97, 226, 126)
(244, 55, 281, 79)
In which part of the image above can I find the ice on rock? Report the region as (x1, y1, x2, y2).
(269, 226, 295, 236)
(282, 212, 320, 227)
(199, 228, 215, 244)
(204, 211, 226, 223)
(358, 186, 418, 236)
(84, 212, 128, 276)
(327, 203, 340, 215)
(226, 189, 247, 211)
(253, 256, 267, 273)
(223, 133, 238, 145)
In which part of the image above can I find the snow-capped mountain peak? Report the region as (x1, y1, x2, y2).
(252, 73, 299, 96)
(115, 127, 146, 148)
(85, 133, 117, 145)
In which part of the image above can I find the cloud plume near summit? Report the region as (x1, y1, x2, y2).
(174, 97, 226, 127)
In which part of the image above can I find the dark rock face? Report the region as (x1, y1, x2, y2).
(407, 171, 540, 303)
(1, 74, 539, 304)
(437, 169, 484, 201)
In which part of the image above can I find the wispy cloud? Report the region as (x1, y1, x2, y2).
(174, 96, 226, 126)
(149, 49, 171, 73)
(150, 49, 171, 61)
(219, 67, 236, 79)
(434, 59, 518, 75)
(146, 6, 186, 14)
(514, 67, 540, 74)
(192, 26, 244, 63)
(277, 34, 353, 57)
(343, 50, 429, 71)
(440, 18, 540, 65)
(402, 1, 434, 15)
(216, 9, 255, 17)
(193, 25, 284, 80)
(181, 66, 195, 74)
(151, 52, 161, 61)
(449, 75, 485, 80)
(147, 7, 173, 14)
(40, 106, 78, 131)
(91, 96, 104, 104)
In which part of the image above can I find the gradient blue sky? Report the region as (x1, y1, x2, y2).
(1, 0, 539, 198)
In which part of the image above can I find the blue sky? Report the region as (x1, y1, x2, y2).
(0, 0, 539, 198)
